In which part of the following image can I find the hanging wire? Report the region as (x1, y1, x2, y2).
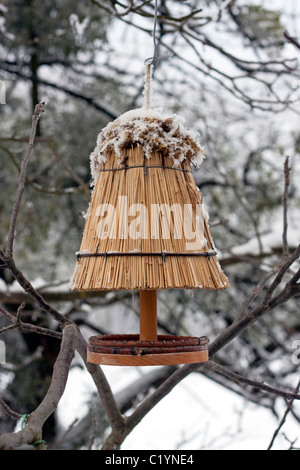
(144, 0, 160, 109)
(145, 0, 159, 67)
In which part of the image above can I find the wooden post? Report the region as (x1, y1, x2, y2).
(139, 290, 157, 341)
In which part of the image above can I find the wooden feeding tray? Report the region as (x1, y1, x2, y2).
(87, 334, 209, 366)
(87, 291, 209, 366)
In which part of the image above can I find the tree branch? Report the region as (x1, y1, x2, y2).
(0, 396, 23, 421)
(0, 304, 62, 339)
(75, 332, 126, 449)
(207, 361, 300, 402)
(0, 64, 118, 120)
(234, 265, 279, 323)
(209, 245, 300, 357)
(5, 102, 45, 257)
(0, 250, 67, 326)
(284, 31, 300, 51)
(282, 156, 291, 256)
(0, 321, 78, 450)
(267, 379, 300, 450)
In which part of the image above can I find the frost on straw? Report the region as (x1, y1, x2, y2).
(90, 108, 205, 185)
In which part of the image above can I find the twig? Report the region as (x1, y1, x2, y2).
(0, 396, 23, 421)
(49, 417, 79, 449)
(0, 303, 25, 333)
(0, 304, 63, 339)
(234, 265, 279, 322)
(0, 139, 89, 197)
(66, 314, 132, 448)
(0, 65, 118, 119)
(6, 102, 45, 256)
(46, 140, 90, 198)
(262, 244, 300, 306)
(284, 31, 300, 51)
(0, 287, 108, 305)
(0, 250, 67, 326)
(282, 433, 299, 450)
(209, 244, 300, 357)
(88, 418, 98, 450)
(207, 361, 300, 402)
(16, 302, 25, 321)
(1, 347, 43, 372)
(282, 156, 290, 256)
(234, 154, 291, 323)
(75, 332, 126, 447)
(267, 379, 300, 450)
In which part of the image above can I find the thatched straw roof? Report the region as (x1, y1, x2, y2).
(70, 109, 229, 291)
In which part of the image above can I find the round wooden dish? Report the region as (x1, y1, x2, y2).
(87, 334, 209, 366)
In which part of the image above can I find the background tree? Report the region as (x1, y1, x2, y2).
(0, 0, 300, 450)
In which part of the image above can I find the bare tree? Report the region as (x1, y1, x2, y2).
(1, 1, 299, 116)
(87, 0, 300, 112)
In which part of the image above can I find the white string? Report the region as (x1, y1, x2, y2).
(144, 62, 153, 110)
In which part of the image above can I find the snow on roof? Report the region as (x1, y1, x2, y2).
(90, 107, 205, 185)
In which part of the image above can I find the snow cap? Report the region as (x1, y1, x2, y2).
(90, 107, 205, 185)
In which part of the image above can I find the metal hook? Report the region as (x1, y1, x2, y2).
(145, 0, 159, 68)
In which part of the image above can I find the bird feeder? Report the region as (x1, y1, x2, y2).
(70, 72, 229, 366)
